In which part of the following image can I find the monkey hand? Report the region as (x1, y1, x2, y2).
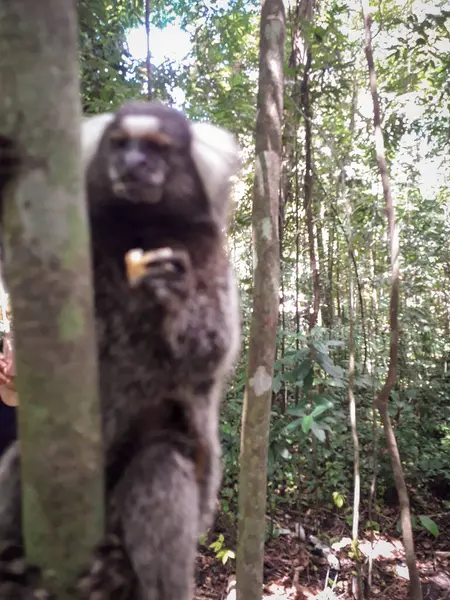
(131, 247, 193, 313)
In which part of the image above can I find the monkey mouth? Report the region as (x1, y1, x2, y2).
(112, 179, 164, 204)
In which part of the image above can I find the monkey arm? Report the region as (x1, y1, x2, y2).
(138, 250, 239, 377)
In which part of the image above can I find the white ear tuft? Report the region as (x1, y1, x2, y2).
(81, 113, 114, 170)
(190, 122, 240, 221)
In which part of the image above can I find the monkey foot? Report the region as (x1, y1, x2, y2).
(75, 534, 136, 600)
(0, 542, 52, 600)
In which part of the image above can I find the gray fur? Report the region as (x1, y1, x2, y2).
(0, 442, 21, 543)
(0, 101, 241, 599)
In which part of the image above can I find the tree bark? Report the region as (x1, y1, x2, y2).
(344, 86, 363, 599)
(361, 2, 422, 599)
(236, 1, 285, 599)
(0, 1, 104, 596)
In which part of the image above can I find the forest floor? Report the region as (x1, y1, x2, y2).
(195, 506, 450, 600)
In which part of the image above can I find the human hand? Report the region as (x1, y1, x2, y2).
(0, 354, 13, 387)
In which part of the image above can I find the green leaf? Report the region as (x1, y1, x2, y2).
(315, 351, 344, 379)
(332, 491, 345, 509)
(283, 417, 303, 434)
(365, 520, 380, 532)
(222, 549, 235, 564)
(311, 402, 333, 418)
(418, 515, 439, 538)
(292, 359, 313, 383)
(302, 414, 313, 434)
(287, 406, 306, 417)
(311, 340, 328, 355)
(303, 367, 314, 391)
(311, 421, 326, 443)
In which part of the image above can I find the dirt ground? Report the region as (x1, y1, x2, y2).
(195, 508, 450, 600)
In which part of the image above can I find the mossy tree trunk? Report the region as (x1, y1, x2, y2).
(236, 1, 285, 600)
(0, 1, 104, 597)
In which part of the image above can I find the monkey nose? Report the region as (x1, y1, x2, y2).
(124, 149, 147, 171)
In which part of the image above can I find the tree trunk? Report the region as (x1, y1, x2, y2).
(286, 0, 305, 403)
(361, 2, 422, 599)
(344, 87, 362, 599)
(0, 1, 104, 596)
(236, 1, 285, 599)
(318, 200, 332, 330)
(368, 248, 380, 593)
(325, 220, 335, 328)
(301, 48, 320, 331)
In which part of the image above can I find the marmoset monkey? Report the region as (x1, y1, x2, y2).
(0, 101, 241, 599)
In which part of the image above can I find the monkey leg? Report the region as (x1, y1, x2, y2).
(197, 441, 222, 535)
(185, 409, 222, 535)
(114, 441, 199, 600)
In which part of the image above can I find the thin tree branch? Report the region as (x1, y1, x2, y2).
(145, 0, 152, 100)
(361, 2, 422, 598)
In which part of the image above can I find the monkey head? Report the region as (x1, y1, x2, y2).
(82, 102, 240, 226)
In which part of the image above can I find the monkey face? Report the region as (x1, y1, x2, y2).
(107, 135, 170, 204)
(83, 102, 240, 226)
(97, 106, 208, 219)
(105, 110, 179, 205)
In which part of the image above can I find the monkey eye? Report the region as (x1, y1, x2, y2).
(142, 139, 165, 153)
(110, 135, 129, 150)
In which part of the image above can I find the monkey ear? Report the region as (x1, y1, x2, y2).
(190, 123, 240, 222)
(81, 113, 115, 170)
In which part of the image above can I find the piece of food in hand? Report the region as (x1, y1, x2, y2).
(125, 247, 176, 286)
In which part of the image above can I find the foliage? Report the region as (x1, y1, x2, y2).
(78, 0, 450, 557)
(209, 534, 236, 565)
(79, 0, 146, 113)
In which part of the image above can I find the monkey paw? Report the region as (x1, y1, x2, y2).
(139, 248, 193, 311)
(0, 543, 52, 600)
(75, 534, 136, 600)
